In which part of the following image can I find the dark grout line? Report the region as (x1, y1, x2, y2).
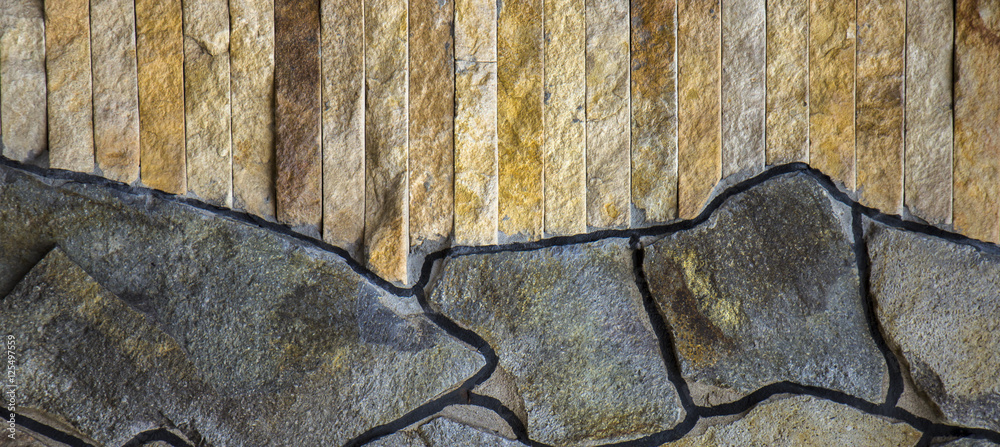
(119, 428, 194, 447)
(15, 413, 98, 447)
(466, 393, 536, 446)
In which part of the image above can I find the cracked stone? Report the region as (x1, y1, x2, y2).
(368, 417, 522, 446)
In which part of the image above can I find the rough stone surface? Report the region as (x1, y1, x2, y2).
(0, 0, 46, 163)
(136, 0, 186, 194)
(91, 0, 141, 184)
(721, 0, 764, 178)
(644, 174, 887, 404)
(765, 0, 808, 165)
(44, 0, 93, 172)
(454, 61, 498, 246)
(667, 396, 921, 446)
(0, 164, 484, 446)
(455, 0, 495, 61)
(868, 223, 1000, 432)
(370, 417, 523, 446)
(809, 0, 856, 190)
(430, 239, 685, 445)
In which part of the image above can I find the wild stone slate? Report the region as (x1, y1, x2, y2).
(368, 417, 523, 446)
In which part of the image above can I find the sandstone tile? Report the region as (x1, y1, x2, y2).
(586, 0, 630, 228)
(954, 0, 1000, 242)
(631, 0, 677, 224)
(721, 0, 764, 179)
(543, 0, 586, 235)
(274, 0, 321, 230)
(455, 0, 495, 61)
(765, 0, 808, 165)
(0, 0, 46, 163)
(455, 61, 498, 246)
(92, 0, 141, 184)
(184, 0, 232, 207)
(856, 0, 904, 214)
(677, 0, 721, 219)
(321, 0, 364, 251)
(45, 0, 93, 172)
(809, 0, 855, 190)
(904, 0, 953, 225)
(365, 0, 409, 282)
(498, 0, 543, 240)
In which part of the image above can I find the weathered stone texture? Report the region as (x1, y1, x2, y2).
(92, 0, 141, 184)
(455, 0, 495, 61)
(721, 0, 764, 178)
(184, 0, 232, 207)
(765, 0, 808, 164)
(586, 0, 630, 228)
(0, 0, 46, 163)
(371, 417, 522, 446)
(809, 0, 856, 190)
(645, 174, 887, 404)
(431, 239, 685, 445)
(45, 0, 93, 172)
(136, 0, 186, 194)
(631, 0, 677, 224)
(454, 61, 498, 246)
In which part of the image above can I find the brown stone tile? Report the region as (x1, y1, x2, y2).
(765, 0, 808, 165)
(46, 0, 93, 173)
(92, 0, 141, 184)
(721, 0, 764, 178)
(455, 61, 498, 246)
(809, 0, 855, 190)
(0, 0, 46, 163)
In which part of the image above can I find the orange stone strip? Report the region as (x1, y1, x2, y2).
(765, 0, 808, 165)
(45, 0, 94, 172)
(808, 0, 855, 190)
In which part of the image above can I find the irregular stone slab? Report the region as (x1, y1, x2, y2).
(941, 438, 1000, 447)
(868, 224, 1000, 432)
(809, 0, 856, 190)
(455, 0, 495, 61)
(430, 239, 685, 445)
(454, 61, 498, 246)
(721, 0, 764, 178)
(631, 0, 678, 224)
(231, 0, 275, 218)
(0, 0, 46, 163)
(644, 174, 887, 404)
(668, 395, 921, 446)
(45, 0, 94, 172)
(765, 0, 808, 165)
(371, 418, 522, 446)
(904, 0, 953, 226)
(0, 164, 484, 446)
(92, 0, 141, 184)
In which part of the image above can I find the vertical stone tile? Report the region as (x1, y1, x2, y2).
(766, 0, 808, 165)
(809, 0, 855, 190)
(231, 0, 275, 218)
(543, 0, 586, 236)
(45, 0, 93, 172)
(455, 61, 498, 246)
(321, 0, 364, 251)
(904, 0, 952, 225)
(92, 0, 140, 184)
(409, 0, 454, 247)
(184, 0, 232, 207)
(274, 0, 321, 230)
(631, 0, 677, 224)
(498, 0, 544, 240)
(0, 0, 46, 163)
(365, 0, 408, 281)
(721, 0, 764, 178)
(856, 0, 904, 214)
(455, 0, 495, 61)
(954, 0, 1000, 242)
(136, 0, 186, 194)
(677, 0, 721, 219)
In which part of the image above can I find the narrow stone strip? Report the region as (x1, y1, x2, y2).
(45, 0, 94, 172)
(0, 0, 46, 163)
(954, 0, 1000, 242)
(136, 0, 186, 194)
(91, 0, 140, 184)
(230, 0, 275, 218)
(321, 0, 364, 251)
(365, 0, 409, 281)
(455, 0, 495, 62)
(543, 0, 586, 236)
(904, 0, 952, 225)
(631, 0, 678, 224)
(765, 0, 808, 165)
(498, 0, 544, 240)
(677, 0, 721, 219)
(274, 0, 321, 230)
(856, 0, 904, 214)
(808, 0, 855, 190)
(586, 0, 630, 228)
(409, 0, 454, 247)
(183, 0, 232, 207)
(721, 0, 765, 178)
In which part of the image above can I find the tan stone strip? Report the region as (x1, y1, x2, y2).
(365, 0, 408, 281)
(92, 0, 140, 184)
(765, 0, 808, 165)
(954, 0, 1000, 242)
(231, 0, 275, 218)
(808, 0, 855, 190)
(677, 0, 720, 219)
(274, 0, 321, 230)
(136, 0, 186, 194)
(721, 0, 764, 178)
(409, 0, 454, 248)
(543, 0, 586, 235)
(183, 0, 232, 207)
(904, 0, 952, 225)
(455, 0, 495, 61)
(856, 0, 904, 214)
(455, 61, 498, 246)
(0, 0, 46, 163)
(321, 0, 364, 251)
(631, 0, 677, 224)
(45, 0, 93, 172)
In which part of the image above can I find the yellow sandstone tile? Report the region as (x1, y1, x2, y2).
(46, 0, 93, 173)
(92, 0, 141, 184)
(454, 61, 498, 246)
(809, 0, 855, 190)
(765, 0, 808, 165)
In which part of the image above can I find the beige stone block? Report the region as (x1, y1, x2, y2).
(0, 0, 46, 162)
(92, 0, 141, 184)
(455, 0, 495, 61)
(809, 0, 855, 190)
(721, 0, 764, 178)
(46, 0, 93, 173)
(455, 61, 498, 246)
(765, 0, 808, 165)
